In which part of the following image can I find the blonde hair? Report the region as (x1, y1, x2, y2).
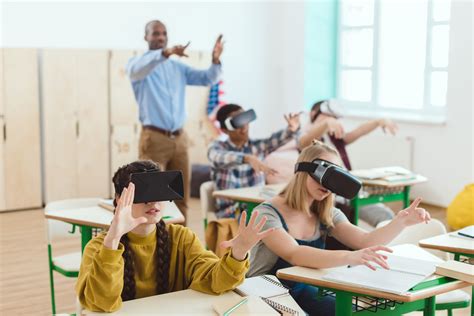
(281, 140, 340, 228)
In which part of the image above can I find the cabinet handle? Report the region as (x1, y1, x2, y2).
(76, 121, 80, 138)
(3, 123, 6, 142)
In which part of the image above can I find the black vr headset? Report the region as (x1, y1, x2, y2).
(294, 159, 362, 199)
(130, 170, 184, 203)
(223, 109, 257, 131)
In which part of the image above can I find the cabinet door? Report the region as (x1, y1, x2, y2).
(3, 48, 42, 210)
(75, 50, 110, 198)
(181, 51, 218, 165)
(110, 124, 140, 194)
(0, 48, 4, 116)
(109, 50, 140, 193)
(42, 49, 79, 202)
(0, 116, 5, 211)
(0, 49, 5, 210)
(110, 50, 140, 126)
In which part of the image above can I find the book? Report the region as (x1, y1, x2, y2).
(98, 199, 114, 212)
(212, 296, 279, 315)
(323, 254, 437, 295)
(436, 260, 474, 284)
(457, 225, 474, 239)
(234, 275, 289, 299)
(351, 166, 414, 181)
(262, 297, 299, 316)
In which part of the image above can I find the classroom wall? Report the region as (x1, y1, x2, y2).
(341, 0, 473, 207)
(2, 1, 472, 207)
(1, 1, 306, 138)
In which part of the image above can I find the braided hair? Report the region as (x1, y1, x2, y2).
(112, 160, 170, 301)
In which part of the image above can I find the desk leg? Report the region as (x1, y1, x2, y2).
(81, 226, 92, 254)
(351, 198, 359, 226)
(403, 186, 411, 208)
(471, 286, 474, 316)
(335, 292, 352, 316)
(423, 296, 436, 316)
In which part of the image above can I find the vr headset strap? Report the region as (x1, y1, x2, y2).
(294, 162, 316, 174)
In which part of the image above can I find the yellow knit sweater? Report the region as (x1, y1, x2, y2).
(76, 224, 249, 312)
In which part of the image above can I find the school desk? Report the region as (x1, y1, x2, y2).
(419, 231, 474, 314)
(83, 288, 305, 315)
(44, 201, 184, 252)
(351, 174, 427, 225)
(212, 175, 426, 225)
(276, 244, 469, 316)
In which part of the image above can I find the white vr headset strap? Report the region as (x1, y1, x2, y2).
(224, 117, 235, 131)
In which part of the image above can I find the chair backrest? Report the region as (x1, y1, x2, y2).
(199, 181, 216, 218)
(45, 198, 102, 241)
(376, 218, 449, 260)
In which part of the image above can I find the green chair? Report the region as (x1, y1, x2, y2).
(45, 198, 101, 315)
(200, 181, 217, 231)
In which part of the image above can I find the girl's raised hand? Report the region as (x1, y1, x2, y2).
(220, 210, 275, 261)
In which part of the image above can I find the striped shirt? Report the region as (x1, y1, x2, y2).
(207, 128, 298, 218)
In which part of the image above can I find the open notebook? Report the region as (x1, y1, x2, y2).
(351, 166, 415, 182)
(323, 254, 437, 295)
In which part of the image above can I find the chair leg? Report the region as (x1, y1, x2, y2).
(47, 244, 57, 314)
(447, 309, 452, 316)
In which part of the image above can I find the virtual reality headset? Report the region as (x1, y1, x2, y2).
(294, 159, 361, 199)
(319, 99, 345, 118)
(130, 170, 184, 203)
(223, 109, 257, 131)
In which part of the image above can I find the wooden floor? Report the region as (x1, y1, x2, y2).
(0, 199, 471, 315)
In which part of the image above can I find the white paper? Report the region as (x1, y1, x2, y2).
(323, 254, 436, 295)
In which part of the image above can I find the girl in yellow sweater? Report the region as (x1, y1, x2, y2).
(76, 160, 273, 312)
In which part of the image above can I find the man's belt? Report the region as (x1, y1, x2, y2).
(143, 125, 183, 138)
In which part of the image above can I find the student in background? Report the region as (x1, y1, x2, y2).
(208, 104, 301, 218)
(265, 99, 399, 227)
(76, 160, 273, 312)
(126, 20, 224, 225)
(264, 111, 345, 184)
(248, 141, 430, 316)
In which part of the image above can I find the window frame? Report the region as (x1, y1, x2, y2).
(335, 0, 450, 123)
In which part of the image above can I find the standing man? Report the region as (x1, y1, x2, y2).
(127, 20, 224, 225)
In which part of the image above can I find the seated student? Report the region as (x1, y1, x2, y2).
(248, 140, 430, 316)
(264, 111, 345, 184)
(265, 99, 399, 227)
(76, 160, 273, 312)
(208, 103, 301, 218)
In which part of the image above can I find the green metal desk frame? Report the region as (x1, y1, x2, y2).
(351, 186, 410, 225)
(319, 276, 459, 316)
(238, 186, 411, 225)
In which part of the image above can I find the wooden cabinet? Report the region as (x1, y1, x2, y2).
(180, 51, 219, 165)
(0, 48, 42, 211)
(41, 49, 110, 202)
(109, 50, 141, 194)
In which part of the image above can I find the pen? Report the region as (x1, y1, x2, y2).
(162, 216, 174, 219)
(224, 297, 248, 316)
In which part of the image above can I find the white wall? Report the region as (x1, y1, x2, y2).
(2, 1, 472, 207)
(341, 0, 473, 207)
(1, 1, 306, 138)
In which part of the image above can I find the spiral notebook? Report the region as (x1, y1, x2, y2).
(262, 297, 299, 316)
(234, 275, 289, 299)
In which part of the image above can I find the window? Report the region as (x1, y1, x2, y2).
(336, 0, 451, 121)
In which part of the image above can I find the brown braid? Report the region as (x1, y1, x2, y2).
(111, 160, 171, 301)
(155, 219, 170, 294)
(120, 234, 137, 301)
